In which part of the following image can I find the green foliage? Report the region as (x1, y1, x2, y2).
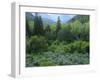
(69, 20, 89, 41)
(28, 20, 34, 35)
(26, 51, 89, 66)
(64, 40, 89, 53)
(27, 36, 48, 53)
(69, 15, 89, 24)
(48, 40, 89, 54)
(34, 13, 44, 35)
(57, 29, 74, 42)
(44, 24, 51, 32)
(48, 40, 65, 53)
(26, 20, 31, 37)
(50, 24, 56, 30)
(39, 58, 56, 66)
(62, 23, 71, 30)
(26, 13, 90, 67)
(38, 16, 44, 34)
(26, 37, 31, 53)
(56, 16, 61, 33)
(79, 22, 89, 41)
(70, 20, 82, 39)
(26, 54, 34, 67)
(45, 31, 56, 41)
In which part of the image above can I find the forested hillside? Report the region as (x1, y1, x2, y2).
(26, 12, 89, 67)
(68, 15, 89, 23)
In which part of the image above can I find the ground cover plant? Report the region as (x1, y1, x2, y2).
(26, 12, 89, 67)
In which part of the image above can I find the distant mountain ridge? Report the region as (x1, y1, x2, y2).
(26, 12, 55, 24)
(26, 12, 80, 25)
(68, 15, 89, 23)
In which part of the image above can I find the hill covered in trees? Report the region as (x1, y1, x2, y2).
(68, 15, 89, 24)
(26, 12, 89, 67)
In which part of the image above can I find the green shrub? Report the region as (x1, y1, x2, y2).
(64, 40, 89, 53)
(26, 51, 89, 67)
(26, 54, 34, 67)
(48, 40, 65, 53)
(27, 36, 48, 53)
(26, 37, 31, 53)
(69, 20, 89, 41)
(45, 31, 56, 40)
(79, 22, 89, 41)
(57, 29, 74, 42)
(39, 58, 56, 66)
(48, 40, 89, 54)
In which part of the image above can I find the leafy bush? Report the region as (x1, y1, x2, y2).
(48, 40, 89, 54)
(26, 51, 89, 66)
(79, 22, 89, 41)
(57, 29, 74, 42)
(26, 54, 34, 67)
(64, 40, 89, 54)
(27, 36, 48, 53)
(45, 31, 56, 40)
(26, 37, 31, 53)
(39, 58, 56, 66)
(69, 20, 89, 41)
(48, 40, 65, 53)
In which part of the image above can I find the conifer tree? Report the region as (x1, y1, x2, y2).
(38, 16, 44, 35)
(34, 13, 39, 35)
(56, 16, 61, 33)
(45, 24, 51, 32)
(26, 20, 31, 37)
(34, 13, 44, 35)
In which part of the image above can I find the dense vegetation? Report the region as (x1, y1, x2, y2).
(26, 12, 89, 67)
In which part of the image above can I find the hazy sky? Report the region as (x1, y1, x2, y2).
(32, 13, 76, 23)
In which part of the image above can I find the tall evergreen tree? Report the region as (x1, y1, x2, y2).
(38, 16, 44, 35)
(45, 24, 51, 32)
(26, 20, 31, 37)
(56, 16, 61, 33)
(33, 13, 44, 35)
(34, 13, 39, 35)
